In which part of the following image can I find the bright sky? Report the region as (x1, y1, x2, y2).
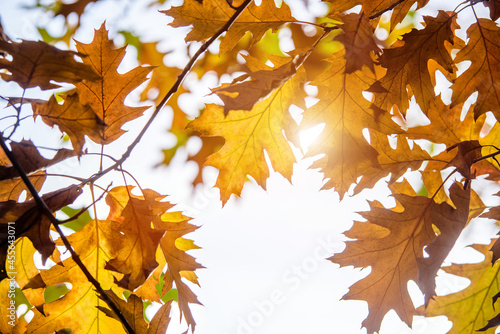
(0, 0, 498, 333)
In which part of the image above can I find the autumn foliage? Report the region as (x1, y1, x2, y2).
(1, 0, 500, 333)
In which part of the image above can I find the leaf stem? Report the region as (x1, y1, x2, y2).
(0, 135, 136, 334)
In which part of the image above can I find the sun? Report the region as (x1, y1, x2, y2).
(299, 123, 325, 153)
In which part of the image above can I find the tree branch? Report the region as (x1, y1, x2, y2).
(0, 135, 136, 334)
(84, 0, 253, 186)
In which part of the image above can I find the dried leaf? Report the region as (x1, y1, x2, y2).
(0, 39, 99, 90)
(370, 11, 458, 114)
(418, 241, 500, 333)
(301, 48, 401, 198)
(331, 183, 470, 334)
(164, 0, 296, 54)
(450, 19, 500, 121)
(188, 62, 304, 204)
(75, 23, 153, 144)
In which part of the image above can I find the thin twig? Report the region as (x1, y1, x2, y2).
(0, 135, 136, 334)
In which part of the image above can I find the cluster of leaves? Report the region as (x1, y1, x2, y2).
(3, 0, 500, 333)
(0, 19, 201, 334)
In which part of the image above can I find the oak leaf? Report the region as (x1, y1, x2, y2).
(300, 48, 401, 198)
(0, 279, 28, 334)
(0, 140, 74, 181)
(212, 56, 298, 114)
(331, 182, 470, 334)
(33, 91, 105, 154)
(354, 131, 431, 194)
(370, 11, 458, 114)
(164, 0, 296, 54)
(0, 39, 99, 90)
(155, 211, 203, 332)
(418, 241, 500, 333)
(484, 0, 500, 20)
(450, 19, 500, 121)
(0, 185, 82, 264)
(333, 12, 381, 73)
(327, 0, 429, 31)
(104, 186, 171, 291)
(0, 171, 46, 202)
(97, 291, 148, 333)
(26, 218, 127, 334)
(405, 98, 483, 146)
(75, 23, 153, 144)
(188, 60, 304, 204)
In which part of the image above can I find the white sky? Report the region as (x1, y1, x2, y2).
(0, 0, 498, 333)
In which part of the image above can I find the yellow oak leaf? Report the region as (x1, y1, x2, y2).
(26, 218, 127, 334)
(155, 211, 204, 331)
(331, 182, 469, 334)
(188, 62, 305, 204)
(0, 279, 27, 334)
(75, 23, 153, 144)
(164, 0, 296, 54)
(418, 241, 500, 334)
(450, 19, 500, 121)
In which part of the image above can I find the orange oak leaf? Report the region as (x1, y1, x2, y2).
(104, 186, 172, 291)
(300, 48, 401, 198)
(417, 182, 470, 306)
(0, 39, 99, 90)
(333, 12, 381, 73)
(354, 131, 431, 194)
(327, 0, 429, 31)
(148, 300, 173, 334)
(480, 192, 500, 263)
(370, 11, 458, 114)
(0, 171, 46, 202)
(450, 19, 500, 121)
(405, 97, 483, 146)
(33, 91, 105, 154)
(331, 182, 470, 334)
(164, 0, 296, 54)
(212, 56, 297, 114)
(417, 241, 500, 333)
(75, 23, 153, 144)
(188, 60, 305, 204)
